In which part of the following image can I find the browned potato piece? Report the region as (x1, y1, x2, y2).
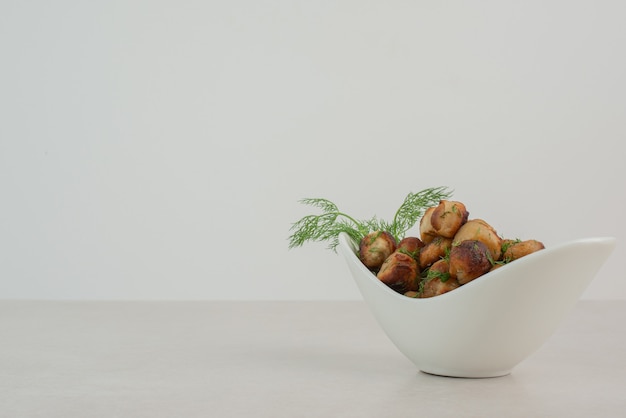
(431, 200, 469, 238)
(397, 236, 424, 258)
(420, 277, 460, 298)
(377, 251, 420, 293)
(502, 239, 545, 262)
(359, 231, 396, 270)
(453, 219, 502, 261)
(449, 240, 492, 285)
(419, 236, 453, 269)
(404, 290, 420, 298)
(420, 259, 460, 298)
(419, 206, 438, 244)
(429, 258, 450, 275)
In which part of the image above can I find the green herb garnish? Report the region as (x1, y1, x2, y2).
(388, 187, 453, 240)
(499, 238, 522, 264)
(501, 238, 521, 254)
(288, 186, 452, 252)
(426, 268, 451, 283)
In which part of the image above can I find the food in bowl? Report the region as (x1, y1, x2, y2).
(288, 187, 545, 298)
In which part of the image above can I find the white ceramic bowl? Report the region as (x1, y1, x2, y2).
(337, 232, 616, 378)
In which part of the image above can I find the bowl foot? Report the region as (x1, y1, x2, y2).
(419, 369, 512, 379)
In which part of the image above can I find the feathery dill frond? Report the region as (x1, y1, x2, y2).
(288, 187, 453, 252)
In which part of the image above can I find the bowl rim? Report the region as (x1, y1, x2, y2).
(337, 232, 617, 303)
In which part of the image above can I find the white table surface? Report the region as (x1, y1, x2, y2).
(1, 300, 625, 417)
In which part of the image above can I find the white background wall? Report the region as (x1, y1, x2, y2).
(1, 0, 624, 300)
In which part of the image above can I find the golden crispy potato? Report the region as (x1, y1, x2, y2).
(359, 231, 396, 270)
(397, 236, 424, 258)
(502, 239, 545, 262)
(419, 206, 438, 244)
(449, 240, 492, 285)
(419, 259, 460, 298)
(429, 258, 450, 275)
(377, 251, 420, 293)
(431, 200, 469, 238)
(419, 236, 453, 269)
(453, 218, 502, 261)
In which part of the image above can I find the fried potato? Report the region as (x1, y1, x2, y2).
(449, 240, 492, 285)
(502, 239, 545, 262)
(377, 251, 420, 293)
(419, 259, 460, 298)
(359, 231, 397, 270)
(419, 236, 453, 269)
(397, 236, 424, 258)
(453, 219, 502, 261)
(431, 200, 469, 238)
(419, 206, 438, 244)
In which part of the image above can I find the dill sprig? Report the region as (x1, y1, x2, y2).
(389, 186, 453, 239)
(426, 268, 451, 283)
(288, 187, 452, 252)
(287, 198, 371, 251)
